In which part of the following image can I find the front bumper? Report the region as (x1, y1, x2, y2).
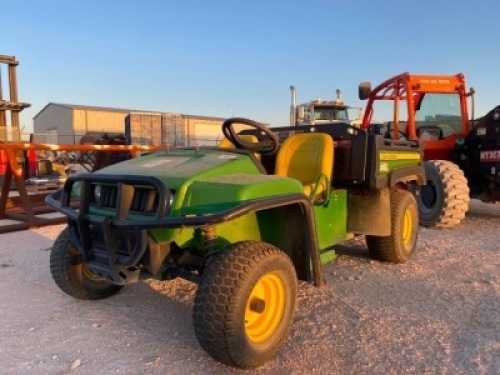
(46, 174, 171, 284)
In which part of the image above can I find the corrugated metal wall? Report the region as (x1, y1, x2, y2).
(73, 109, 128, 134)
(125, 114, 224, 146)
(185, 117, 224, 146)
(33, 104, 73, 143)
(163, 114, 185, 146)
(125, 113, 163, 145)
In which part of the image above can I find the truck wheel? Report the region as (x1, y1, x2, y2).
(366, 189, 418, 263)
(417, 160, 470, 228)
(193, 241, 297, 368)
(50, 228, 123, 300)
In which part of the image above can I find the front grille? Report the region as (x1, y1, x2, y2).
(93, 185, 159, 214)
(101, 185, 117, 208)
(131, 188, 158, 212)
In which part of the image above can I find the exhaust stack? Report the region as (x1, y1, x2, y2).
(290, 85, 296, 126)
(336, 89, 343, 104)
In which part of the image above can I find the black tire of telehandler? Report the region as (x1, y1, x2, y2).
(50, 228, 123, 300)
(417, 160, 470, 228)
(193, 241, 297, 368)
(366, 189, 419, 263)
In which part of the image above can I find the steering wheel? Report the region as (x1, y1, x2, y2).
(222, 117, 279, 155)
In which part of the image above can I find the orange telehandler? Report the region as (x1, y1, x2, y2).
(358, 72, 499, 228)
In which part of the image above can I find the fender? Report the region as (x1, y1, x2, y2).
(388, 165, 426, 187)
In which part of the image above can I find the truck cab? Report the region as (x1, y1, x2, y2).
(290, 86, 360, 127)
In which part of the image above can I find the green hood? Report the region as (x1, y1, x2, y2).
(94, 149, 262, 190)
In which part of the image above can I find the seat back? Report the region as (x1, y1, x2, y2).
(275, 133, 334, 198)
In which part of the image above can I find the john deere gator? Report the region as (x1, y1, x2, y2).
(46, 118, 424, 368)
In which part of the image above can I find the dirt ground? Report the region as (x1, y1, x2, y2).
(0, 200, 498, 374)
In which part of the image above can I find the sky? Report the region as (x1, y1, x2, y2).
(3, 0, 500, 134)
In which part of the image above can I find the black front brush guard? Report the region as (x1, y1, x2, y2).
(47, 174, 170, 285)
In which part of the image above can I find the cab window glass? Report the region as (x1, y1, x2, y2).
(415, 94, 462, 136)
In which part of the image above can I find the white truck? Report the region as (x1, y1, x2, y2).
(289, 86, 362, 127)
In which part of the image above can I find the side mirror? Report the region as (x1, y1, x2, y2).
(358, 82, 372, 100)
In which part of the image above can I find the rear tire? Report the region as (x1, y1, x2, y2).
(417, 160, 470, 228)
(193, 241, 297, 368)
(50, 228, 123, 300)
(366, 190, 419, 263)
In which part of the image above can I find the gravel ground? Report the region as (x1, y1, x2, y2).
(0, 200, 498, 374)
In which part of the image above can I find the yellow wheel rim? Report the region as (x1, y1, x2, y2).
(402, 207, 414, 247)
(245, 272, 285, 344)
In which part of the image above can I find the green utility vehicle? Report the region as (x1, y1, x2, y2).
(47, 118, 424, 368)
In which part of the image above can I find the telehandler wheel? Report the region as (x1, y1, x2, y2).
(50, 228, 123, 300)
(417, 160, 470, 228)
(366, 189, 419, 263)
(193, 241, 297, 368)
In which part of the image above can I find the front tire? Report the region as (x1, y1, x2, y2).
(193, 241, 297, 368)
(366, 189, 419, 263)
(417, 160, 470, 228)
(50, 228, 123, 300)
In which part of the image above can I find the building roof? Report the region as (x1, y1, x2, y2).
(33, 102, 163, 119)
(33, 102, 226, 121)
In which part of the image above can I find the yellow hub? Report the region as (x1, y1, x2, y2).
(402, 206, 414, 247)
(245, 272, 285, 344)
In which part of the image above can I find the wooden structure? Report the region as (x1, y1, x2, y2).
(0, 55, 30, 142)
(125, 112, 225, 147)
(125, 113, 187, 146)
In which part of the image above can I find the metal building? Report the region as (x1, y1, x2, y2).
(33, 103, 143, 144)
(33, 103, 226, 146)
